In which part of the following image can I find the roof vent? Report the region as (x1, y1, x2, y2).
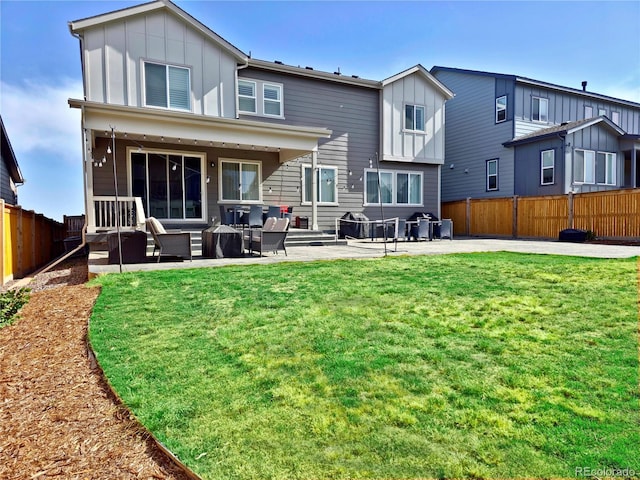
(581, 81, 587, 91)
(305, 66, 314, 70)
(561, 122, 569, 126)
(351, 75, 359, 79)
(334, 71, 341, 75)
(275, 60, 283, 65)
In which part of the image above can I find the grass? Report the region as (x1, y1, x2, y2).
(88, 253, 639, 479)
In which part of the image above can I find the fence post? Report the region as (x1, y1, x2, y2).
(512, 196, 518, 239)
(465, 197, 471, 236)
(568, 192, 574, 229)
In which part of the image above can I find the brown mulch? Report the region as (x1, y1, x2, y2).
(0, 257, 191, 479)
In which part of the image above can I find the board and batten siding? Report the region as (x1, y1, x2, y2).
(0, 157, 17, 205)
(514, 84, 640, 137)
(433, 70, 515, 202)
(513, 138, 565, 197)
(82, 9, 237, 118)
(381, 73, 446, 164)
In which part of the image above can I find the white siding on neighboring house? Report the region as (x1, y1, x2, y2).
(82, 10, 238, 118)
(382, 73, 446, 164)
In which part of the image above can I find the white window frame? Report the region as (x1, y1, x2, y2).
(238, 78, 284, 119)
(142, 61, 191, 112)
(532, 96, 548, 123)
(404, 104, 426, 132)
(263, 83, 283, 117)
(596, 152, 616, 185)
(611, 111, 620, 125)
(496, 95, 507, 123)
(584, 105, 593, 118)
(301, 165, 338, 205)
(238, 79, 257, 114)
(541, 149, 555, 185)
(363, 168, 423, 207)
(598, 108, 607, 117)
(218, 158, 263, 204)
(574, 149, 596, 184)
(486, 159, 498, 191)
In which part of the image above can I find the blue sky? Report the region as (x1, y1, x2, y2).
(1, 0, 639, 221)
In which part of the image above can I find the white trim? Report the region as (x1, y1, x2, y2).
(541, 149, 555, 185)
(238, 77, 284, 119)
(142, 60, 192, 112)
(531, 96, 549, 123)
(496, 95, 507, 123)
(596, 151, 616, 185)
(301, 164, 339, 206)
(404, 104, 426, 133)
(486, 159, 498, 191)
(263, 83, 283, 118)
(237, 79, 257, 114)
(363, 168, 424, 207)
(218, 158, 263, 204)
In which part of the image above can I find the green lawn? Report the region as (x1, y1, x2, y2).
(89, 253, 639, 479)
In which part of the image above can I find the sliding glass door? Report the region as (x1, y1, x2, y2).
(131, 151, 203, 220)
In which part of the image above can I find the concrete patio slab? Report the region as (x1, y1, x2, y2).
(88, 237, 640, 277)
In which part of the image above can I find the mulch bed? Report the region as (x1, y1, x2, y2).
(0, 257, 190, 479)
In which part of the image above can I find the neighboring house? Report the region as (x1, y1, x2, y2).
(0, 116, 25, 205)
(430, 66, 640, 202)
(68, 0, 453, 235)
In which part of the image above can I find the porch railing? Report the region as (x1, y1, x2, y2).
(90, 196, 146, 233)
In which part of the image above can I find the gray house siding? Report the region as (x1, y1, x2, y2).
(434, 70, 515, 202)
(239, 67, 442, 227)
(514, 139, 565, 197)
(239, 67, 381, 228)
(515, 84, 640, 136)
(0, 156, 17, 205)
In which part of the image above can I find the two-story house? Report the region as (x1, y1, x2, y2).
(430, 66, 640, 202)
(0, 116, 25, 206)
(68, 0, 453, 237)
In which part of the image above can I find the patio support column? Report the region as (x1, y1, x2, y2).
(83, 122, 96, 233)
(311, 151, 318, 231)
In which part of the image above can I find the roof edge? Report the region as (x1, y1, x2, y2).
(0, 116, 25, 184)
(383, 64, 454, 99)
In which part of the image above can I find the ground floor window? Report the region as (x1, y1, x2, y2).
(574, 149, 616, 185)
(486, 159, 498, 191)
(130, 150, 203, 220)
(364, 169, 422, 206)
(219, 159, 261, 203)
(541, 149, 555, 185)
(302, 165, 338, 204)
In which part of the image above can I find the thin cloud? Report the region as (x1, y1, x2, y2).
(1, 78, 84, 165)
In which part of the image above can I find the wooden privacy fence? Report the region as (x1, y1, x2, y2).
(0, 200, 66, 286)
(442, 188, 640, 240)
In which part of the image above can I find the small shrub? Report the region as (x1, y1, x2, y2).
(0, 287, 31, 328)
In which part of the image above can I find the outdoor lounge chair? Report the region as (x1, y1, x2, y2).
(245, 217, 289, 256)
(146, 217, 192, 262)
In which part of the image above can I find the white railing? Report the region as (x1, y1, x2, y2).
(91, 196, 146, 232)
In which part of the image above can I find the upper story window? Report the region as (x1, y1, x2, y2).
(364, 169, 422, 206)
(238, 80, 257, 113)
(611, 111, 620, 125)
(405, 104, 425, 132)
(238, 78, 284, 118)
(584, 105, 593, 118)
(532, 97, 548, 123)
(144, 61, 190, 111)
(541, 149, 555, 185)
(263, 84, 282, 117)
(486, 159, 498, 191)
(496, 95, 507, 123)
(302, 165, 338, 205)
(598, 108, 607, 117)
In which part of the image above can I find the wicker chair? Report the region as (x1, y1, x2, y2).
(146, 217, 192, 262)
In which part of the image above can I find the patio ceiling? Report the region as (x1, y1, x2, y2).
(69, 99, 332, 162)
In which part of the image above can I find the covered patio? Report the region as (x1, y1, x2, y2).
(69, 99, 332, 238)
